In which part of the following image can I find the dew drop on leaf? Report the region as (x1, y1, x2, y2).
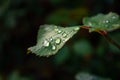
(62, 32, 67, 38)
(49, 37, 53, 41)
(111, 14, 118, 20)
(43, 40, 50, 47)
(105, 20, 109, 23)
(55, 28, 62, 33)
(55, 38, 61, 44)
(112, 16, 117, 19)
(57, 30, 62, 33)
(28, 25, 80, 57)
(103, 20, 109, 24)
(52, 45, 56, 50)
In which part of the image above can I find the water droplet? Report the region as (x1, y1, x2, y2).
(74, 27, 80, 31)
(62, 32, 67, 37)
(103, 20, 109, 23)
(52, 45, 56, 50)
(106, 20, 109, 23)
(112, 15, 118, 19)
(43, 40, 49, 47)
(54, 28, 62, 33)
(57, 30, 62, 33)
(49, 37, 53, 41)
(55, 38, 61, 44)
(88, 22, 92, 26)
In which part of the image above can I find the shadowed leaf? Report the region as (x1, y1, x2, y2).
(83, 12, 120, 32)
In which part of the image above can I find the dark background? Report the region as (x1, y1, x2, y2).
(0, 0, 120, 80)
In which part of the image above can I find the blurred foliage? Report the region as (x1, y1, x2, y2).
(0, 0, 120, 80)
(75, 72, 111, 80)
(73, 39, 93, 56)
(46, 7, 88, 26)
(0, 71, 33, 80)
(7, 70, 33, 80)
(53, 46, 70, 66)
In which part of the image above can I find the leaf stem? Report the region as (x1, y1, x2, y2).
(100, 32, 120, 50)
(81, 26, 120, 50)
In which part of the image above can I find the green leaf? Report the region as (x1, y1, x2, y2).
(83, 12, 120, 32)
(28, 25, 80, 57)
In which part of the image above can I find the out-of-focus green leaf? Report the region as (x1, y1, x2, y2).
(4, 9, 26, 28)
(83, 12, 120, 32)
(4, 11, 16, 28)
(53, 46, 70, 65)
(75, 72, 111, 80)
(0, 0, 10, 17)
(73, 40, 93, 56)
(28, 25, 80, 57)
(46, 9, 75, 25)
(8, 71, 20, 80)
(8, 71, 32, 80)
